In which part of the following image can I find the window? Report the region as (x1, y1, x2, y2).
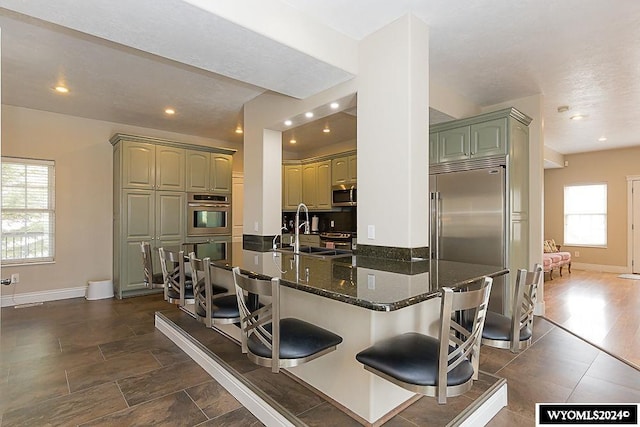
(1, 157, 55, 264)
(564, 183, 607, 246)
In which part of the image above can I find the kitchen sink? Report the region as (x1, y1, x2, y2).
(274, 246, 353, 258)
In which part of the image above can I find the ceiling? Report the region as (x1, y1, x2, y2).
(1, 1, 639, 157)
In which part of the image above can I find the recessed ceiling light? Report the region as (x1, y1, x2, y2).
(330, 102, 339, 109)
(235, 126, 243, 134)
(305, 112, 314, 118)
(569, 114, 586, 120)
(598, 137, 607, 142)
(54, 86, 69, 94)
(557, 105, 569, 113)
(164, 108, 175, 115)
(289, 139, 297, 144)
(284, 120, 292, 126)
(323, 127, 330, 133)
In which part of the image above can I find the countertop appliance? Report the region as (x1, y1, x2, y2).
(320, 231, 354, 250)
(187, 193, 231, 236)
(430, 166, 506, 312)
(332, 184, 357, 207)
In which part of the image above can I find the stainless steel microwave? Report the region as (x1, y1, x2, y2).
(187, 193, 231, 236)
(332, 185, 357, 207)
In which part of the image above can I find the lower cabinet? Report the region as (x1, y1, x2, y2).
(115, 190, 185, 297)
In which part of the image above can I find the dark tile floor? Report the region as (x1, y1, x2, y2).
(1, 291, 638, 426)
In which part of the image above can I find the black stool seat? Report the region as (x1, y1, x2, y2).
(483, 311, 532, 342)
(248, 318, 343, 360)
(151, 272, 164, 285)
(356, 332, 474, 387)
(195, 295, 241, 319)
(166, 287, 194, 300)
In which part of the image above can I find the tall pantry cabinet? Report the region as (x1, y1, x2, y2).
(111, 134, 235, 298)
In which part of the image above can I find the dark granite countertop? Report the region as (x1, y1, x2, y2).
(190, 242, 508, 312)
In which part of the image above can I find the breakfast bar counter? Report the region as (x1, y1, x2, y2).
(171, 242, 508, 424)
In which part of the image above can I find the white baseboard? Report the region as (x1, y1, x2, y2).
(1, 286, 87, 307)
(570, 262, 628, 274)
(155, 313, 296, 427)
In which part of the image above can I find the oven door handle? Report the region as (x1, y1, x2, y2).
(188, 203, 230, 208)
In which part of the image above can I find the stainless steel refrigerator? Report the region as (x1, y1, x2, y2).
(430, 166, 507, 312)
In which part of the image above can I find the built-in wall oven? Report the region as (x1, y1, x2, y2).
(187, 193, 231, 236)
(184, 236, 231, 264)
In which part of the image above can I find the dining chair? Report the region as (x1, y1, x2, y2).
(232, 266, 343, 373)
(140, 241, 164, 289)
(158, 247, 193, 306)
(188, 253, 241, 327)
(355, 277, 492, 404)
(482, 264, 542, 353)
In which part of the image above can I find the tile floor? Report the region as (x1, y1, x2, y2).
(0, 270, 638, 426)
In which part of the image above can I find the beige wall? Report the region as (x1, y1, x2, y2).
(1, 105, 241, 297)
(544, 146, 640, 269)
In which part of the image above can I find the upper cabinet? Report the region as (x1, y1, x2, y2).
(283, 164, 303, 210)
(302, 160, 332, 210)
(186, 150, 233, 193)
(430, 109, 524, 165)
(332, 154, 357, 186)
(283, 151, 354, 211)
(121, 140, 185, 191)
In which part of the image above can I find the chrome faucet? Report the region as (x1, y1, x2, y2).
(272, 226, 289, 250)
(294, 203, 310, 254)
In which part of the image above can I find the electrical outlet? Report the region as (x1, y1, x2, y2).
(367, 225, 375, 239)
(11, 273, 19, 284)
(575, 251, 580, 257)
(367, 274, 375, 289)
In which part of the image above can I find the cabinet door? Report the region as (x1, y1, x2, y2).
(429, 133, 439, 165)
(438, 127, 470, 163)
(348, 155, 357, 183)
(155, 191, 185, 274)
(302, 163, 318, 208)
(122, 141, 155, 189)
(122, 190, 155, 291)
(211, 153, 233, 193)
(331, 156, 349, 186)
(316, 160, 332, 209)
(283, 165, 302, 210)
(156, 191, 185, 241)
(156, 146, 185, 191)
(186, 150, 211, 192)
(471, 118, 507, 158)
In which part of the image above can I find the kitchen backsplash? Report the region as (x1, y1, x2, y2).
(283, 208, 356, 233)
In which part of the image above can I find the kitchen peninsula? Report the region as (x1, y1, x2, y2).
(157, 242, 508, 425)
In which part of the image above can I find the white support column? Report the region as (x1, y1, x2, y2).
(357, 14, 430, 252)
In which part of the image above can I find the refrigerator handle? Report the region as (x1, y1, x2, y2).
(430, 191, 441, 259)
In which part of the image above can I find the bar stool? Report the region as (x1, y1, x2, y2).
(158, 247, 193, 306)
(355, 277, 492, 404)
(482, 264, 542, 353)
(232, 266, 343, 373)
(188, 253, 242, 327)
(140, 242, 164, 289)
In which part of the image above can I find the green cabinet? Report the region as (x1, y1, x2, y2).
(429, 133, 439, 165)
(119, 190, 184, 293)
(186, 150, 233, 193)
(331, 154, 357, 186)
(111, 133, 235, 298)
(431, 117, 507, 164)
(302, 160, 332, 210)
(122, 140, 185, 191)
(283, 164, 303, 210)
